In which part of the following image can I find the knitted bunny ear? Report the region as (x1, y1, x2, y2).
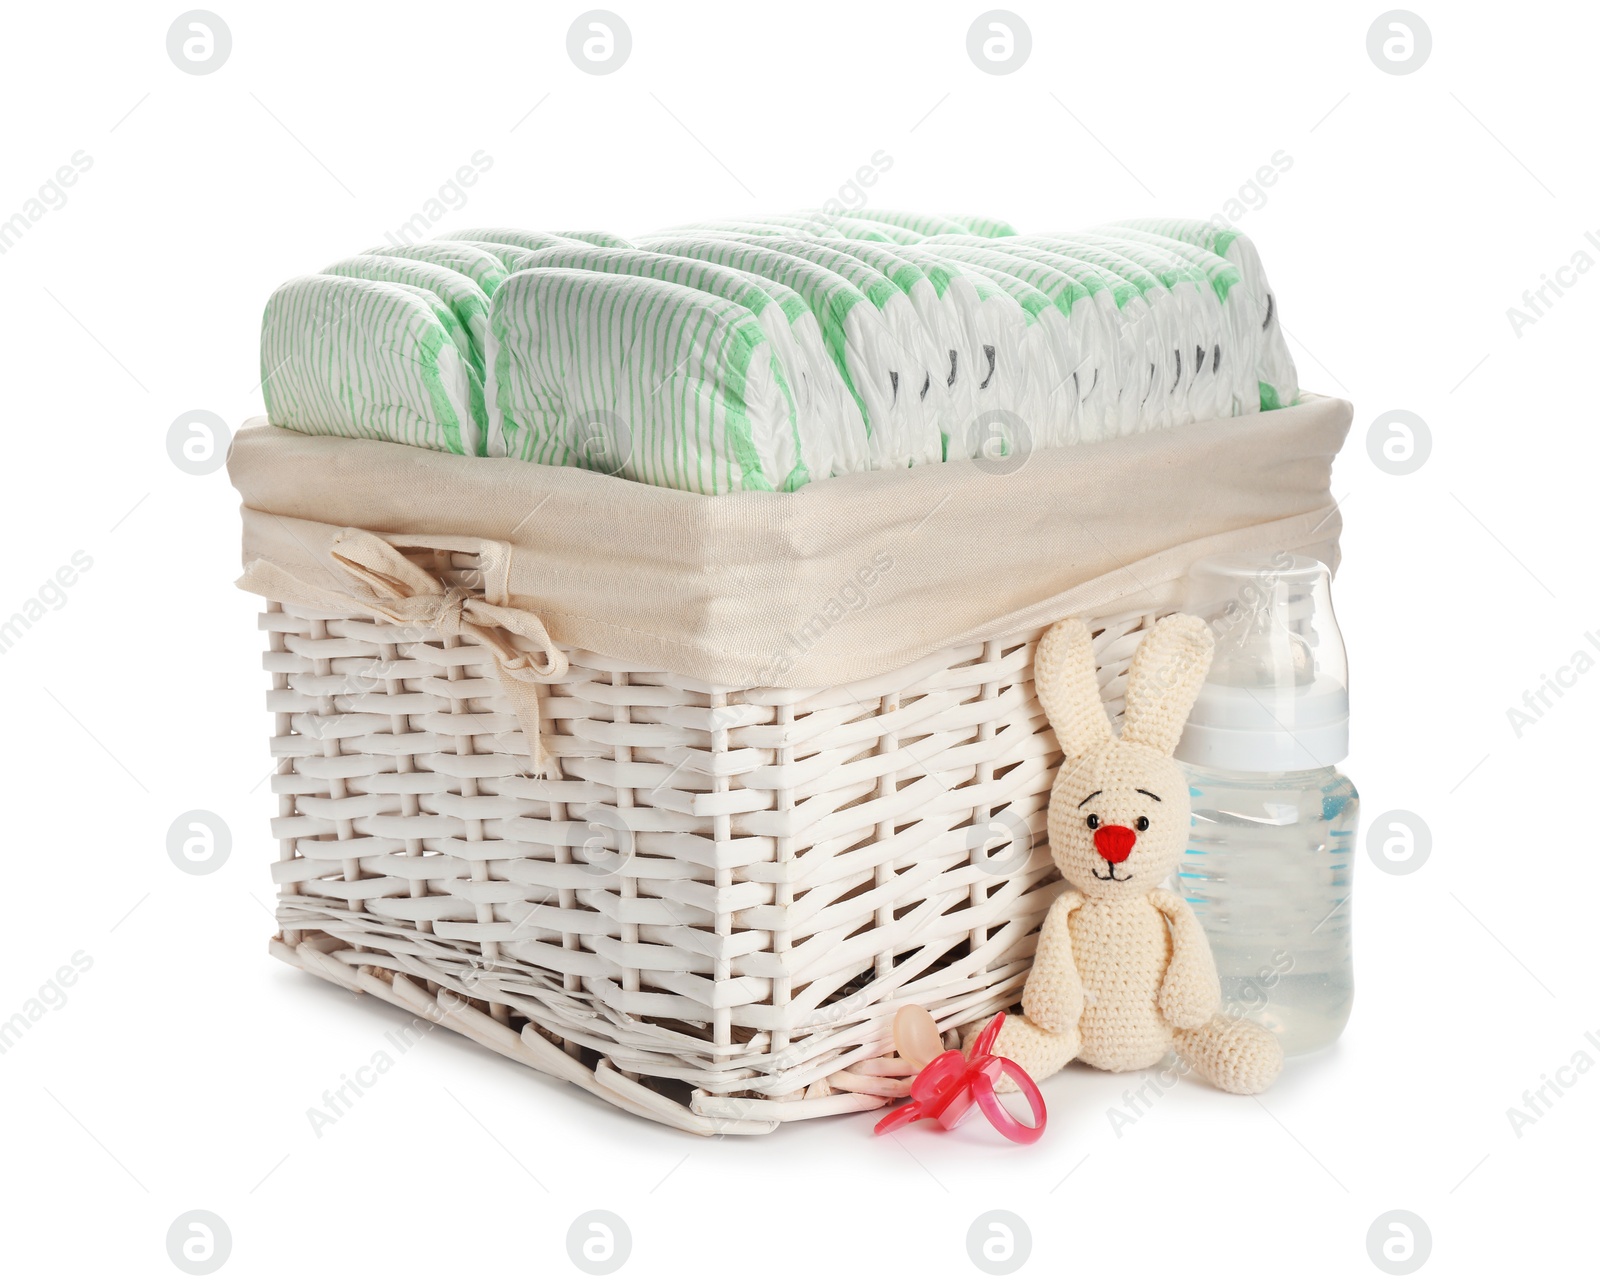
(1119, 614, 1215, 755)
(1034, 618, 1115, 758)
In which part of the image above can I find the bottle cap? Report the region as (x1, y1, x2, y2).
(1175, 552, 1349, 772)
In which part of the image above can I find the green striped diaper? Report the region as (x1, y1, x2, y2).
(652, 218, 849, 242)
(451, 240, 550, 268)
(442, 228, 588, 255)
(943, 214, 1018, 238)
(767, 212, 928, 243)
(921, 239, 1131, 440)
(1021, 235, 1238, 425)
(321, 255, 491, 377)
(896, 246, 1077, 449)
(1074, 231, 1258, 417)
(1108, 218, 1299, 410)
(774, 212, 924, 244)
(988, 240, 1187, 431)
(376, 281, 487, 434)
(685, 233, 955, 452)
(814, 237, 1030, 460)
(512, 244, 866, 478)
(848, 210, 971, 238)
(487, 268, 805, 495)
(634, 234, 940, 470)
(363, 241, 509, 295)
(548, 230, 633, 248)
(261, 275, 481, 455)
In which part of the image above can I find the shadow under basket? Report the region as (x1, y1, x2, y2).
(260, 584, 1157, 1134)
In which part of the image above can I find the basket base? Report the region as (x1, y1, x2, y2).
(268, 934, 913, 1135)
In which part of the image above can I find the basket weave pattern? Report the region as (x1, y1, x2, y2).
(259, 550, 1156, 1133)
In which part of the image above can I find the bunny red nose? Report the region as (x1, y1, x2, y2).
(1093, 825, 1138, 865)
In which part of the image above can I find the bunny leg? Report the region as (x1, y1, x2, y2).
(1172, 1015, 1284, 1094)
(965, 1013, 1080, 1090)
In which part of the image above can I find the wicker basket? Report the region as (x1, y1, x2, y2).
(236, 399, 1351, 1134)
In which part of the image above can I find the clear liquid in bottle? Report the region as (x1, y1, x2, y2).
(1179, 765, 1357, 1056)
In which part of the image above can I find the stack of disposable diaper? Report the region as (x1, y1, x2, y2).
(258, 211, 1300, 494)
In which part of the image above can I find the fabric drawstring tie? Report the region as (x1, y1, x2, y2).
(238, 528, 568, 775)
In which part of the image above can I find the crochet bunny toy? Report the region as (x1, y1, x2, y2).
(980, 613, 1282, 1095)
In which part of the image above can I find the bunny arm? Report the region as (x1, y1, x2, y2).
(1148, 886, 1223, 1031)
(1020, 889, 1085, 1034)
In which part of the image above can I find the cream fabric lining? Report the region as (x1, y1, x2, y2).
(229, 396, 1350, 690)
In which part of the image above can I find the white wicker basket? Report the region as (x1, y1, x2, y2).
(259, 563, 1158, 1133)
(236, 398, 1351, 1134)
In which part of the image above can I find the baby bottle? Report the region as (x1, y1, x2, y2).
(1173, 552, 1357, 1056)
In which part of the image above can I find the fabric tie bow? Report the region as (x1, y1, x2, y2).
(239, 529, 568, 775)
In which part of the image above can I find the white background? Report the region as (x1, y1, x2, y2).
(1, 1, 1593, 1281)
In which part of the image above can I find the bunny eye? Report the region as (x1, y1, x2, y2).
(1085, 813, 1100, 830)
(1135, 816, 1150, 831)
